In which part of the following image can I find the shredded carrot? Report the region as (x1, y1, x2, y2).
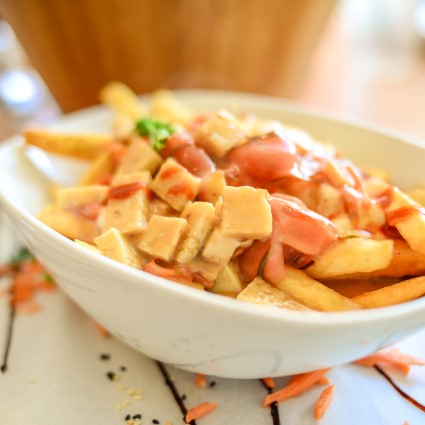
(403, 421, 410, 425)
(185, 402, 217, 423)
(262, 368, 331, 407)
(0, 254, 56, 314)
(314, 385, 335, 420)
(17, 302, 42, 314)
(195, 373, 207, 388)
(0, 264, 15, 276)
(355, 347, 425, 375)
(262, 377, 276, 389)
(94, 321, 110, 337)
(317, 376, 330, 385)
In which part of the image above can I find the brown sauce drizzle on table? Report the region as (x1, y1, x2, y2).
(374, 365, 425, 413)
(0, 270, 17, 374)
(260, 379, 282, 425)
(155, 361, 196, 424)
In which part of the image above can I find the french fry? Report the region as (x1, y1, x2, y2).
(150, 89, 193, 125)
(30, 83, 425, 313)
(306, 238, 394, 279)
(352, 276, 425, 308)
(386, 188, 425, 256)
(78, 150, 116, 185)
(99, 81, 147, 120)
(324, 240, 425, 280)
(272, 266, 359, 311)
(25, 130, 111, 160)
(237, 277, 311, 311)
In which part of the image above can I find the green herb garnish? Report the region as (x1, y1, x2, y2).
(135, 118, 175, 153)
(43, 272, 55, 285)
(10, 247, 34, 266)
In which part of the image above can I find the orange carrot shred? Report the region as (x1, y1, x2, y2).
(17, 302, 42, 314)
(195, 373, 207, 388)
(262, 377, 276, 389)
(262, 368, 331, 407)
(0, 264, 15, 276)
(317, 376, 330, 385)
(93, 321, 109, 337)
(185, 402, 218, 423)
(314, 385, 335, 420)
(355, 348, 425, 375)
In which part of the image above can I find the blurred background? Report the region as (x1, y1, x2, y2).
(0, 0, 425, 140)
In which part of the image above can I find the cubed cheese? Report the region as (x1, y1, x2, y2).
(151, 158, 201, 211)
(116, 136, 162, 176)
(220, 186, 272, 239)
(186, 255, 223, 282)
(197, 170, 226, 204)
(137, 215, 187, 261)
(176, 202, 215, 263)
(39, 205, 100, 243)
(175, 202, 216, 263)
(104, 172, 151, 235)
(196, 111, 246, 158)
(201, 228, 240, 264)
(211, 261, 245, 296)
(56, 185, 108, 208)
(75, 239, 102, 254)
(95, 228, 141, 268)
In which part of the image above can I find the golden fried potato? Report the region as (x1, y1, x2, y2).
(306, 238, 394, 279)
(25, 130, 111, 160)
(352, 276, 425, 308)
(272, 266, 359, 311)
(237, 277, 311, 311)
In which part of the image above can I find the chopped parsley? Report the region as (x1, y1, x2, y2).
(43, 272, 55, 284)
(10, 247, 34, 266)
(135, 118, 175, 153)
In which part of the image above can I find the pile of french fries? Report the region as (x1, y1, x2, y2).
(28, 82, 425, 312)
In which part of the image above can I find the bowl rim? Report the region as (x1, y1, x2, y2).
(2, 89, 425, 328)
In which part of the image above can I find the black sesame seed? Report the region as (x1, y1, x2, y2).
(106, 371, 116, 381)
(133, 414, 142, 419)
(125, 414, 131, 420)
(100, 353, 110, 360)
(181, 394, 187, 400)
(120, 366, 127, 372)
(209, 380, 217, 387)
(152, 420, 160, 424)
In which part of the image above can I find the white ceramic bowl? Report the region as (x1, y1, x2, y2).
(2, 91, 425, 379)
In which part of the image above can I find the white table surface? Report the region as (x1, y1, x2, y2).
(1, 256, 425, 425)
